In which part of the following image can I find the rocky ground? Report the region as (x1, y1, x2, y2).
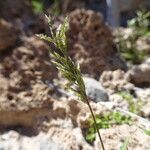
(0, 0, 150, 150)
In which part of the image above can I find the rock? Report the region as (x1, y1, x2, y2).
(0, 37, 57, 82)
(141, 103, 150, 119)
(68, 9, 126, 77)
(0, 81, 55, 127)
(113, 27, 133, 41)
(0, 100, 97, 150)
(100, 69, 134, 93)
(60, 0, 86, 13)
(0, 37, 57, 127)
(108, 93, 129, 109)
(0, 0, 32, 20)
(53, 76, 109, 102)
(0, 0, 46, 36)
(134, 87, 150, 103)
(128, 58, 150, 85)
(0, 128, 93, 150)
(43, 98, 109, 131)
(0, 19, 18, 51)
(47, 127, 93, 150)
(94, 124, 150, 150)
(0, 131, 21, 150)
(1, 96, 148, 150)
(83, 77, 108, 102)
(39, 137, 62, 150)
(136, 37, 150, 53)
(0, 131, 62, 150)
(134, 87, 150, 118)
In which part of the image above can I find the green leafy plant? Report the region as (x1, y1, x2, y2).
(31, 0, 44, 13)
(115, 10, 150, 64)
(143, 129, 150, 136)
(86, 112, 132, 142)
(128, 10, 150, 37)
(36, 15, 105, 150)
(118, 91, 143, 114)
(115, 30, 148, 64)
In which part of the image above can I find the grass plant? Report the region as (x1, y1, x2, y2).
(36, 15, 105, 150)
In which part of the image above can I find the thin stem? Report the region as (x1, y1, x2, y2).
(85, 97, 105, 150)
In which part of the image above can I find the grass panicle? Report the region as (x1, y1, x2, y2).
(36, 15, 105, 150)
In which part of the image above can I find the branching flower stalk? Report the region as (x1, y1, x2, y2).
(36, 15, 105, 150)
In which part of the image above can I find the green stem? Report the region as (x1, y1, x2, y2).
(85, 97, 105, 150)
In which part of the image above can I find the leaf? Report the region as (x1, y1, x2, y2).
(31, 0, 43, 13)
(36, 34, 55, 43)
(86, 133, 96, 143)
(45, 14, 53, 28)
(55, 17, 68, 53)
(77, 63, 81, 71)
(143, 129, 150, 136)
(45, 15, 55, 39)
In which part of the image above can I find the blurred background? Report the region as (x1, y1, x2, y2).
(0, 0, 150, 150)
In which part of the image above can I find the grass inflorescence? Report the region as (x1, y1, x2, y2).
(36, 15, 105, 150)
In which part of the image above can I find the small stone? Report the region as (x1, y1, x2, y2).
(68, 9, 126, 77)
(141, 103, 150, 118)
(128, 58, 150, 85)
(83, 77, 109, 102)
(94, 125, 150, 150)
